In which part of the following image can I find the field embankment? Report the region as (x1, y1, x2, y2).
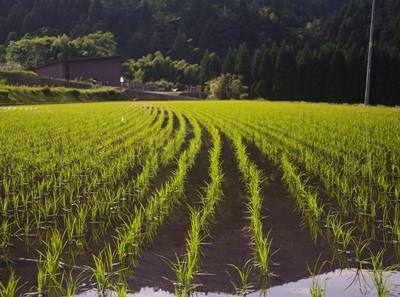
(0, 84, 128, 105)
(0, 70, 91, 89)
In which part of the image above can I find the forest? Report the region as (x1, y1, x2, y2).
(1, 0, 400, 104)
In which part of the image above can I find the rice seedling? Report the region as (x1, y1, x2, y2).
(113, 282, 128, 297)
(0, 270, 21, 297)
(89, 244, 119, 297)
(228, 260, 254, 297)
(38, 229, 64, 288)
(172, 208, 202, 297)
(37, 261, 47, 296)
(371, 251, 389, 297)
(61, 272, 79, 297)
(307, 258, 327, 297)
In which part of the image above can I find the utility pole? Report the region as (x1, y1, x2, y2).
(364, 0, 376, 106)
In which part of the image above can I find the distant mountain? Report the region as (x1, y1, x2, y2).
(324, 0, 400, 47)
(0, 0, 348, 56)
(1, 0, 399, 105)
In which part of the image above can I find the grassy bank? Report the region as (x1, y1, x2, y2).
(0, 85, 128, 105)
(0, 70, 92, 89)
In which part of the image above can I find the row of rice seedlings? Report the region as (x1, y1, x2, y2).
(0, 106, 159, 245)
(41, 108, 164, 238)
(158, 103, 400, 272)
(207, 109, 327, 243)
(56, 109, 174, 261)
(32, 108, 173, 294)
(221, 108, 397, 244)
(110, 114, 202, 289)
(231, 133, 272, 286)
(172, 124, 223, 296)
(0, 105, 145, 204)
(1, 105, 167, 293)
(202, 108, 393, 268)
(133, 110, 185, 201)
(280, 154, 324, 241)
(176, 105, 273, 285)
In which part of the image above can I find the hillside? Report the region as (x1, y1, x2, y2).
(1, 0, 400, 105)
(0, 0, 346, 59)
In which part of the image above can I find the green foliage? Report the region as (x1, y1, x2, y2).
(206, 74, 246, 99)
(71, 31, 116, 58)
(0, 85, 127, 105)
(5, 31, 116, 69)
(123, 51, 200, 85)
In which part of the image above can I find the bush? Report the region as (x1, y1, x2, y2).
(205, 74, 247, 99)
(0, 89, 9, 103)
(42, 87, 51, 96)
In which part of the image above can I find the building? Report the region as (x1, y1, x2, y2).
(36, 56, 122, 87)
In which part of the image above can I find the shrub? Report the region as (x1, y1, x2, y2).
(205, 74, 247, 99)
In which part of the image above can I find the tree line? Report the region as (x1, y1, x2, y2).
(153, 42, 399, 105)
(123, 41, 400, 105)
(3, 32, 116, 69)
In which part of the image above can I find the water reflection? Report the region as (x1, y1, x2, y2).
(77, 269, 400, 297)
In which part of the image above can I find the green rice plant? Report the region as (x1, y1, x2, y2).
(352, 238, 370, 270)
(37, 261, 47, 296)
(38, 229, 64, 288)
(113, 282, 128, 297)
(310, 280, 325, 297)
(0, 270, 21, 297)
(91, 253, 109, 297)
(228, 260, 254, 297)
(172, 208, 202, 297)
(370, 250, 390, 297)
(0, 218, 12, 249)
(89, 244, 121, 297)
(61, 272, 79, 297)
(229, 134, 272, 283)
(307, 257, 327, 297)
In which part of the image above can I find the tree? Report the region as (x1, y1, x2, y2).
(21, 0, 46, 33)
(208, 52, 221, 79)
(273, 43, 297, 99)
(87, 0, 104, 25)
(251, 48, 263, 82)
(206, 74, 246, 99)
(297, 44, 313, 100)
(0, 17, 7, 43)
(235, 43, 252, 87)
(171, 30, 191, 61)
(250, 47, 264, 97)
(326, 49, 347, 102)
(6, 1, 26, 34)
(71, 31, 116, 57)
(256, 49, 274, 98)
(199, 50, 210, 83)
(222, 48, 235, 74)
(5, 35, 55, 68)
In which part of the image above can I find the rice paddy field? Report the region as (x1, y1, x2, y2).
(0, 101, 400, 297)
